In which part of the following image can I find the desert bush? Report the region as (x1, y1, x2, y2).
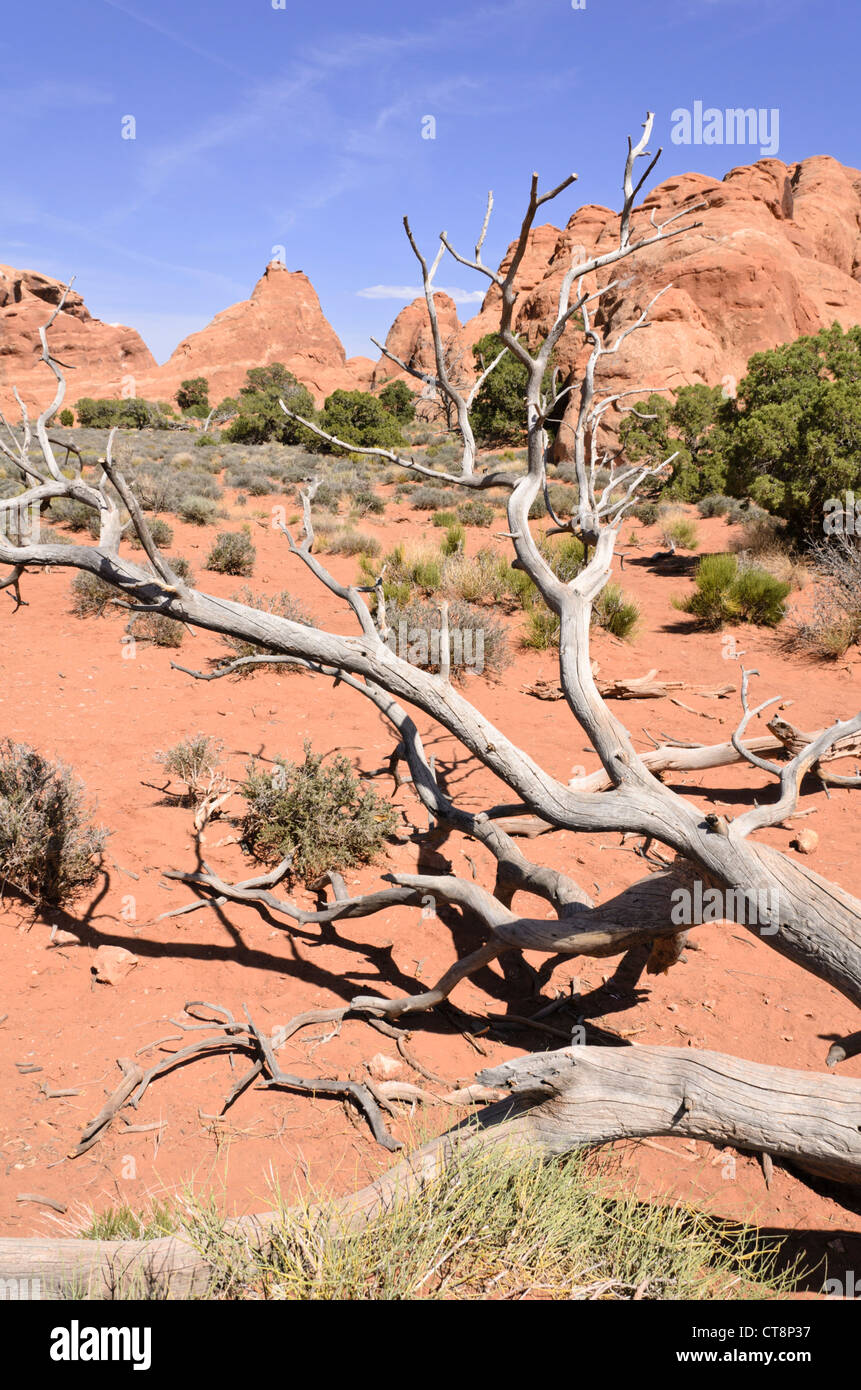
(81, 1146, 799, 1301)
(456, 499, 495, 528)
(440, 522, 465, 556)
(675, 553, 789, 629)
(410, 487, 450, 511)
(523, 575, 637, 647)
(131, 469, 182, 514)
(129, 517, 173, 549)
(593, 584, 640, 639)
(179, 495, 219, 526)
(431, 510, 458, 528)
(239, 743, 398, 882)
(522, 606, 561, 650)
(441, 548, 533, 609)
(732, 510, 785, 557)
(660, 511, 699, 551)
(129, 613, 185, 648)
(206, 531, 256, 576)
(540, 534, 586, 584)
(316, 528, 381, 557)
(632, 500, 659, 525)
(70, 572, 117, 618)
(167, 555, 194, 583)
(697, 494, 734, 518)
(744, 547, 808, 590)
(783, 535, 861, 658)
(226, 470, 277, 496)
(384, 596, 510, 679)
(49, 498, 100, 536)
(350, 487, 385, 515)
(59, 409, 74, 427)
(0, 740, 105, 904)
(155, 734, 226, 805)
(360, 544, 443, 599)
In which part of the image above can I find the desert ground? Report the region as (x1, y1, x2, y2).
(1, 435, 859, 1292)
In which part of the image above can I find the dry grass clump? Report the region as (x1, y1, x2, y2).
(783, 534, 861, 658)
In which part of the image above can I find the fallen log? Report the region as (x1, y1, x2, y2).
(2, 1044, 859, 1298)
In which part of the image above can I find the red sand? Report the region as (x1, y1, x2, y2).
(1, 496, 859, 1284)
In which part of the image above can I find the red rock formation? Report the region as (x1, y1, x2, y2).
(145, 261, 360, 406)
(4, 155, 861, 435)
(0, 265, 156, 416)
(444, 155, 861, 453)
(373, 292, 462, 387)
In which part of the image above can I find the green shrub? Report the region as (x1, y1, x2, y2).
(130, 517, 173, 550)
(179, 495, 219, 526)
(431, 510, 459, 528)
(318, 389, 405, 454)
(660, 512, 700, 552)
(59, 409, 74, 428)
(440, 522, 465, 556)
(593, 583, 640, 639)
(0, 740, 106, 905)
(470, 332, 556, 445)
(240, 743, 398, 882)
(456, 499, 495, 528)
(223, 364, 317, 447)
(675, 553, 789, 629)
(176, 377, 210, 414)
(379, 380, 416, 424)
(522, 606, 560, 650)
(523, 576, 637, 647)
(206, 531, 256, 576)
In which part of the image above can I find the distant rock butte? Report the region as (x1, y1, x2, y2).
(0, 264, 155, 413)
(373, 292, 462, 391)
(3, 155, 861, 436)
(142, 261, 365, 407)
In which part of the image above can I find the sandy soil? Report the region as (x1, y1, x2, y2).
(1, 490, 859, 1289)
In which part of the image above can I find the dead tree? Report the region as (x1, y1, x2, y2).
(1, 112, 860, 1294)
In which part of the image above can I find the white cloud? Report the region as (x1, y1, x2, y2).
(357, 285, 485, 305)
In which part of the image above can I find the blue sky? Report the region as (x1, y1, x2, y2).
(1, 0, 858, 363)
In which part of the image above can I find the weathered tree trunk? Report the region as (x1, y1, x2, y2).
(1, 1044, 858, 1298)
